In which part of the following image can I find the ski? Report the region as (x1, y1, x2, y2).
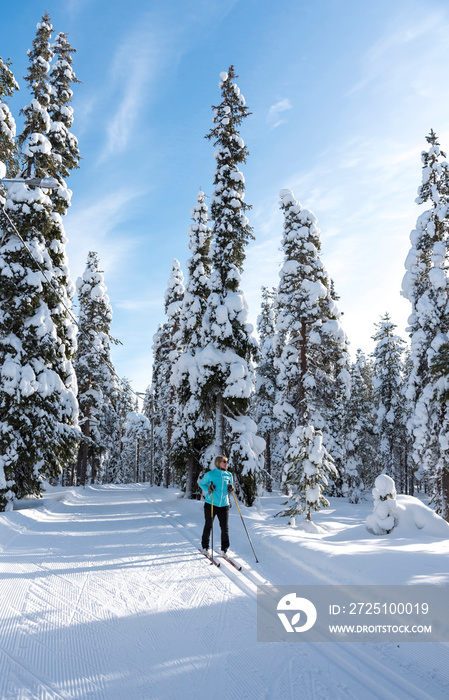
(215, 551, 242, 571)
(198, 548, 220, 567)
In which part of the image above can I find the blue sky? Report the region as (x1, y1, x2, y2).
(1, 0, 449, 393)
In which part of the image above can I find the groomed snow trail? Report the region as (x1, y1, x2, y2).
(0, 485, 447, 700)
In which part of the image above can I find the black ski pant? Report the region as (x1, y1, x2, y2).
(202, 503, 230, 552)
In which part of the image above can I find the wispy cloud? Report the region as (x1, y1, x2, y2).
(98, 19, 174, 162)
(346, 9, 449, 97)
(267, 98, 292, 130)
(65, 186, 146, 279)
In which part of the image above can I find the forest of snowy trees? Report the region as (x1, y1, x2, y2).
(1, 15, 448, 521)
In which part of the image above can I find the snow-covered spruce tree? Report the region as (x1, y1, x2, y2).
(323, 280, 351, 497)
(402, 131, 449, 517)
(431, 342, 449, 403)
(399, 348, 415, 495)
(151, 261, 184, 488)
(120, 411, 151, 484)
(18, 13, 54, 180)
(105, 378, 135, 484)
(0, 58, 19, 507)
(281, 424, 338, 524)
(425, 340, 449, 518)
(171, 190, 215, 498)
(0, 57, 19, 178)
(47, 31, 80, 181)
(163, 259, 184, 487)
(252, 286, 278, 491)
(371, 313, 407, 483)
(341, 350, 375, 503)
(141, 386, 155, 484)
(198, 67, 262, 506)
(274, 189, 349, 521)
(74, 252, 120, 486)
(151, 324, 171, 486)
(0, 16, 79, 510)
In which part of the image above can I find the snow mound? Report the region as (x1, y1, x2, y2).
(394, 495, 449, 538)
(367, 489, 449, 539)
(296, 519, 325, 534)
(366, 474, 397, 535)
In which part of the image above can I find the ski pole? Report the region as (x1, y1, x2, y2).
(211, 488, 214, 565)
(232, 491, 259, 563)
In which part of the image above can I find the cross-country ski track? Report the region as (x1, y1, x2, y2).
(0, 484, 447, 700)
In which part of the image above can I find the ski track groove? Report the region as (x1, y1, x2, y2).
(258, 531, 448, 700)
(150, 502, 288, 700)
(0, 644, 71, 700)
(1, 487, 446, 700)
(0, 500, 203, 698)
(154, 498, 446, 700)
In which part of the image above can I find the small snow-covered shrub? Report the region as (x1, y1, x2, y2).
(365, 474, 397, 535)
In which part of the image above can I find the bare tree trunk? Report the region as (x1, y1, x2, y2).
(265, 432, 272, 492)
(79, 411, 90, 487)
(186, 457, 194, 498)
(442, 467, 449, 522)
(215, 392, 224, 453)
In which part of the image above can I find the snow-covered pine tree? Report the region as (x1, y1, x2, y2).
(177, 191, 211, 350)
(252, 287, 278, 491)
(274, 189, 348, 521)
(171, 190, 214, 498)
(151, 261, 184, 488)
(402, 131, 449, 518)
(429, 344, 449, 516)
(121, 411, 151, 483)
(141, 386, 155, 484)
(163, 259, 184, 487)
(431, 342, 449, 403)
(198, 67, 261, 506)
(323, 280, 351, 497)
(396, 347, 415, 495)
(342, 350, 375, 502)
(105, 378, 135, 484)
(0, 57, 19, 178)
(0, 16, 79, 510)
(0, 58, 19, 508)
(282, 424, 338, 524)
(47, 31, 80, 181)
(151, 324, 171, 486)
(371, 313, 407, 483)
(18, 13, 54, 180)
(74, 252, 119, 485)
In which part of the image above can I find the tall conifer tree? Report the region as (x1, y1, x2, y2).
(74, 252, 119, 485)
(151, 261, 184, 488)
(171, 190, 214, 497)
(253, 287, 278, 491)
(342, 350, 375, 502)
(372, 314, 406, 482)
(0, 57, 19, 507)
(198, 67, 261, 505)
(274, 189, 347, 520)
(0, 57, 19, 178)
(0, 15, 79, 510)
(402, 131, 449, 518)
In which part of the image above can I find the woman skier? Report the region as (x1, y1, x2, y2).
(199, 455, 234, 556)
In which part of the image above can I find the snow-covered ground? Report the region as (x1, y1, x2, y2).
(0, 484, 448, 700)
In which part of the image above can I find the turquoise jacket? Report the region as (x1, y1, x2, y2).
(199, 467, 233, 508)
